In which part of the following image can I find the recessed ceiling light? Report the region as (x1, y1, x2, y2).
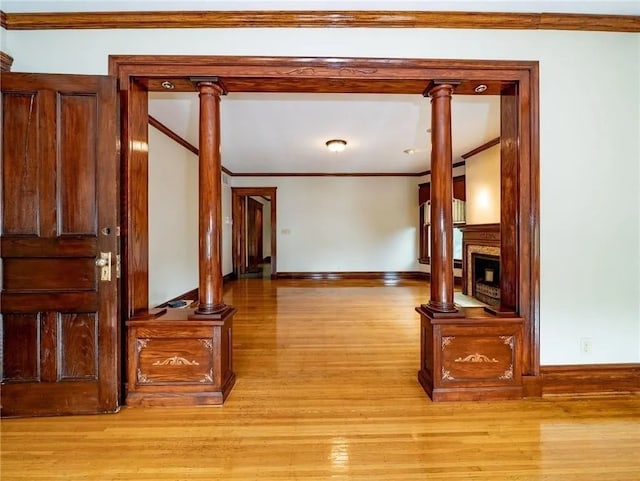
(161, 81, 175, 90)
(474, 84, 488, 93)
(326, 139, 347, 153)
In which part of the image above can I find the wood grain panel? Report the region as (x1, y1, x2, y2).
(1, 314, 40, 382)
(59, 313, 97, 380)
(2, 92, 39, 235)
(499, 85, 518, 313)
(0, 383, 99, 417)
(58, 94, 97, 235)
(440, 334, 514, 382)
(1, 292, 97, 313)
(122, 80, 150, 318)
(136, 338, 214, 384)
(1, 237, 97, 257)
(4, 10, 639, 32)
(39, 312, 58, 382)
(3, 258, 95, 291)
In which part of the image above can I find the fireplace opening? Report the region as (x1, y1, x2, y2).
(472, 254, 500, 306)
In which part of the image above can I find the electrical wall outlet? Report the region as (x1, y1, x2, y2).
(580, 337, 592, 354)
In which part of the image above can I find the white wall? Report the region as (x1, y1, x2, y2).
(147, 127, 198, 307)
(232, 177, 419, 272)
(465, 143, 501, 225)
(6, 27, 639, 364)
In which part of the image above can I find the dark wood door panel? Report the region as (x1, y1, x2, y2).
(3, 258, 96, 290)
(2, 312, 98, 383)
(58, 93, 98, 235)
(1, 72, 119, 417)
(1, 314, 40, 382)
(1, 237, 97, 257)
(1, 292, 98, 313)
(2, 92, 40, 235)
(1, 382, 100, 417)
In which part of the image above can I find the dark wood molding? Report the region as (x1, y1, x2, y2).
(0, 10, 7, 29)
(461, 137, 501, 160)
(541, 364, 640, 396)
(110, 55, 539, 403)
(148, 115, 198, 155)
(459, 223, 501, 233)
(0, 51, 14, 72)
(4, 10, 639, 32)
(229, 171, 422, 177)
(122, 79, 150, 319)
(147, 115, 233, 177)
(276, 271, 430, 281)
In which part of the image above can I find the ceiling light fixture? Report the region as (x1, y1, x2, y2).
(161, 81, 175, 90)
(326, 139, 347, 153)
(474, 84, 488, 93)
(403, 148, 416, 155)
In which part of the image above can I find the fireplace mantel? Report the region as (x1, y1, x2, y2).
(459, 224, 500, 296)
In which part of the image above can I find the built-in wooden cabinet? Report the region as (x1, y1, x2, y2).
(126, 308, 235, 406)
(417, 307, 523, 401)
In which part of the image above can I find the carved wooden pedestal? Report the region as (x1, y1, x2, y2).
(126, 307, 236, 407)
(417, 306, 523, 401)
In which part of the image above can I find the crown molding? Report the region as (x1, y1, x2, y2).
(0, 51, 14, 72)
(3, 10, 639, 32)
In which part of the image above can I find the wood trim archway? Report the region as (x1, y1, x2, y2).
(231, 187, 277, 278)
(110, 55, 540, 395)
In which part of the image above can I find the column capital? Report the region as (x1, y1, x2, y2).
(190, 77, 228, 95)
(422, 80, 461, 98)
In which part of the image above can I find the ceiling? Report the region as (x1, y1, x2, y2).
(148, 91, 500, 174)
(5, 1, 635, 175)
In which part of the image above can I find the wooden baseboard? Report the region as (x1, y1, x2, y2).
(275, 271, 429, 280)
(541, 363, 640, 396)
(275, 271, 466, 282)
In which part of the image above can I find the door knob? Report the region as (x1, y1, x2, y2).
(96, 252, 112, 281)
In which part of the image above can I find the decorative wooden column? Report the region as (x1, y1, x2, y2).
(423, 82, 458, 315)
(125, 77, 236, 407)
(416, 81, 524, 402)
(191, 79, 229, 317)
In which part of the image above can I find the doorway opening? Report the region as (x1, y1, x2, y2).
(111, 55, 539, 394)
(232, 187, 277, 279)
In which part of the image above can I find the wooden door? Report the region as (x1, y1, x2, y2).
(1, 73, 119, 417)
(246, 197, 263, 270)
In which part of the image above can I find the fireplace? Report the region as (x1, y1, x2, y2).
(459, 224, 501, 306)
(472, 254, 500, 306)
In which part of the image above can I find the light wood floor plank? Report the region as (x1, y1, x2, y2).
(2, 279, 639, 480)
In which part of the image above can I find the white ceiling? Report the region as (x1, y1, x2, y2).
(148, 92, 500, 174)
(2, 0, 639, 15)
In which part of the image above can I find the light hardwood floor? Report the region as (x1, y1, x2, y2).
(2, 279, 639, 480)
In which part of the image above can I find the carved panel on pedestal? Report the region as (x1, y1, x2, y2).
(134, 338, 216, 385)
(440, 335, 515, 383)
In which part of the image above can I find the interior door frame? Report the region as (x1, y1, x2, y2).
(109, 55, 539, 382)
(232, 187, 278, 278)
